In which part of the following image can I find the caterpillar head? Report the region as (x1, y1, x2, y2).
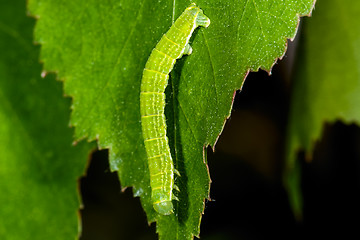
(187, 3, 210, 28)
(196, 9, 210, 28)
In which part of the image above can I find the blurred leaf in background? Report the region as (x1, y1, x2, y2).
(0, 0, 95, 239)
(286, 0, 360, 219)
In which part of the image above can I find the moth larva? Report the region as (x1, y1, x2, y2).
(140, 3, 210, 215)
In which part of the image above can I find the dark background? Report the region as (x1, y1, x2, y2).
(79, 34, 360, 240)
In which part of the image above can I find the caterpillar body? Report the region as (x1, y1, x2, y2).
(140, 3, 210, 215)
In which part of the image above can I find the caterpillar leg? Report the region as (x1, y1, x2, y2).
(183, 44, 192, 55)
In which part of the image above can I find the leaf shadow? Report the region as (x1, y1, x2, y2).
(166, 57, 189, 224)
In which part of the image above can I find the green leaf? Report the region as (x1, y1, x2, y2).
(286, 0, 360, 218)
(27, 0, 315, 238)
(0, 0, 95, 238)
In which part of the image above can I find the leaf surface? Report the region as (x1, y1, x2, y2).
(27, 0, 315, 238)
(0, 0, 95, 238)
(286, 0, 360, 217)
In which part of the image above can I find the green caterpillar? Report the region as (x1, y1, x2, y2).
(140, 3, 210, 215)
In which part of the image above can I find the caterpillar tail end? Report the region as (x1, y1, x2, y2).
(153, 201, 173, 215)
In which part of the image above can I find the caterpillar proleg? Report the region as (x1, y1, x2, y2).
(140, 3, 210, 215)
